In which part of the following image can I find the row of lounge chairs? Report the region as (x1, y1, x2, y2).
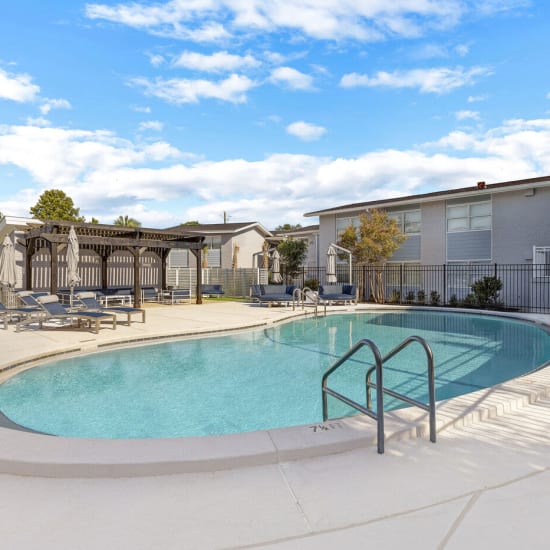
(0, 291, 146, 333)
(250, 284, 358, 307)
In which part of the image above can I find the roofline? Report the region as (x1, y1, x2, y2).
(174, 222, 273, 237)
(304, 175, 550, 217)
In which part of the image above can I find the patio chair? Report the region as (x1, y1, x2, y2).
(76, 291, 145, 325)
(0, 301, 42, 329)
(16, 294, 116, 334)
(318, 284, 358, 305)
(250, 284, 297, 307)
(201, 284, 224, 298)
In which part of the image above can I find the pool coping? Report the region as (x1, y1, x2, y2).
(1, 305, 549, 478)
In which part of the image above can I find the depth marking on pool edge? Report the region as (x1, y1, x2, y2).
(309, 421, 344, 433)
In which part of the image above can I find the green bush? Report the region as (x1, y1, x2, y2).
(388, 289, 401, 304)
(405, 290, 415, 304)
(461, 293, 477, 308)
(416, 290, 425, 304)
(471, 276, 503, 308)
(304, 278, 319, 291)
(448, 294, 458, 307)
(430, 290, 440, 306)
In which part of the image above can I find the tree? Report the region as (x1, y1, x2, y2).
(90, 217, 99, 224)
(30, 189, 85, 222)
(277, 238, 308, 282)
(338, 209, 407, 303)
(113, 215, 141, 227)
(275, 223, 302, 231)
(180, 221, 200, 225)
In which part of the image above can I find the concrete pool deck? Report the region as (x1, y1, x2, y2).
(0, 301, 549, 548)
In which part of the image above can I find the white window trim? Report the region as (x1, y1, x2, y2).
(533, 246, 550, 279)
(446, 200, 492, 233)
(387, 210, 421, 236)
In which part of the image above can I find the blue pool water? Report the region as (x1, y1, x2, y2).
(1, 311, 549, 439)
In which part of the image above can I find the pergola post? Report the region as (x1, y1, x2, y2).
(129, 246, 143, 308)
(101, 252, 109, 289)
(24, 237, 36, 290)
(161, 249, 170, 290)
(50, 241, 58, 295)
(191, 248, 202, 304)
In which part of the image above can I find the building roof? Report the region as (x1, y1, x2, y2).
(272, 224, 319, 237)
(166, 221, 273, 237)
(304, 175, 550, 217)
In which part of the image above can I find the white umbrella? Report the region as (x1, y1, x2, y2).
(271, 249, 283, 283)
(67, 226, 81, 307)
(0, 235, 17, 288)
(326, 244, 337, 283)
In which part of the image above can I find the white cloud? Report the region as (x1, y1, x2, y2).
(173, 50, 260, 72)
(270, 67, 314, 90)
(455, 110, 480, 120)
(40, 98, 72, 115)
(0, 68, 40, 102)
(130, 73, 257, 104)
(340, 66, 492, 94)
(131, 105, 152, 113)
(454, 43, 469, 56)
(148, 54, 165, 67)
(85, 0, 497, 43)
(26, 117, 51, 127)
(468, 94, 488, 103)
(138, 120, 164, 131)
(286, 121, 327, 141)
(3, 115, 550, 228)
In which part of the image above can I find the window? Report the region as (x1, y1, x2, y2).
(168, 249, 188, 268)
(387, 210, 421, 235)
(203, 235, 222, 267)
(447, 201, 491, 232)
(336, 216, 360, 237)
(533, 246, 550, 278)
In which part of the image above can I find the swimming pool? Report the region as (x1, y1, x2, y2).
(1, 310, 549, 439)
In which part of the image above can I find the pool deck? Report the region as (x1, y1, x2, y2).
(1, 301, 549, 549)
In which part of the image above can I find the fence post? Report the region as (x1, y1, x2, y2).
(399, 264, 403, 304)
(443, 264, 446, 305)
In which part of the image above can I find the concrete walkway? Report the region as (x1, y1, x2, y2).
(1, 302, 549, 549)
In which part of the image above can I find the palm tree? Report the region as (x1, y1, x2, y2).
(113, 215, 141, 227)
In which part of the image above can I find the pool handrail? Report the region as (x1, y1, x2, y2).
(322, 335, 435, 454)
(322, 338, 385, 453)
(366, 335, 436, 445)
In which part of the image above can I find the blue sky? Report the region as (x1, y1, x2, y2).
(1, 0, 549, 229)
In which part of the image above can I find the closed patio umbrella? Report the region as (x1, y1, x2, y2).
(326, 244, 337, 283)
(271, 249, 283, 283)
(67, 226, 81, 308)
(0, 235, 17, 288)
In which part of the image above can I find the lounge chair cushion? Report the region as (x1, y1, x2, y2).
(37, 295, 60, 305)
(77, 291, 96, 299)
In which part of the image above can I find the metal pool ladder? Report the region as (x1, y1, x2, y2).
(321, 335, 436, 454)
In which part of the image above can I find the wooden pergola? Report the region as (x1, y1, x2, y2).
(19, 221, 205, 307)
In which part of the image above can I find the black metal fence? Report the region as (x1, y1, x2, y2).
(285, 264, 550, 313)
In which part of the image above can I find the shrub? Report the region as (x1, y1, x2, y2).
(430, 290, 440, 306)
(448, 294, 458, 307)
(417, 290, 425, 304)
(388, 289, 401, 304)
(471, 276, 503, 308)
(304, 278, 319, 291)
(405, 290, 415, 304)
(461, 293, 477, 308)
